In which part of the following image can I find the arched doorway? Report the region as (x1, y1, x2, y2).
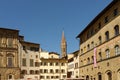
(105, 71, 112, 80)
(86, 75, 89, 80)
(106, 71, 112, 80)
(98, 72, 102, 80)
(117, 69, 120, 80)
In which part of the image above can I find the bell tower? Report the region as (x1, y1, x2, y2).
(61, 31, 67, 59)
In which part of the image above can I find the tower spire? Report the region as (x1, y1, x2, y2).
(61, 31, 67, 59)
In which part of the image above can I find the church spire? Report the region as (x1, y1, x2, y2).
(61, 31, 67, 59)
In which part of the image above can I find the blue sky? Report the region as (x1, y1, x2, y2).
(0, 0, 112, 54)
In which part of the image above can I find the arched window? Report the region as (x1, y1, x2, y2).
(106, 49, 110, 58)
(105, 31, 109, 41)
(115, 45, 120, 55)
(114, 25, 119, 36)
(91, 41, 94, 48)
(99, 52, 102, 60)
(91, 56, 94, 63)
(87, 58, 90, 64)
(87, 44, 90, 50)
(107, 72, 112, 80)
(81, 49, 83, 54)
(98, 36, 102, 44)
(98, 72, 102, 80)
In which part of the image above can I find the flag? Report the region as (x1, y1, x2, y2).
(94, 48, 97, 68)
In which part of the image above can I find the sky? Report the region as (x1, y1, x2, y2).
(0, 0, 112, 54)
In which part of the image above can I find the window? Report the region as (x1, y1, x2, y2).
(87, 58, 90, 64)
(61, 69, 65, 73)
(30, 59, 34, 67)
(51, 76, 54, 79)
(105, 16, 108, 23)
(98, 22, 101, 29)
(75, 63, 78, 68)
(7, 56, 13, 67)
(63, 75, 66, 79)
(30, 47, 39, 51)
(99, 52, 102, 60)
(44, 69, 48, 73)
(7, 36, 13, 47)
(21, 70, 27, 74)
(44, 62, 48, 66)
(30, 70, 34, 74)
(46, 76, 50, 79)
(56, 69, 59, 73)
(81, 60, 83, 66)
(35, 70, 39, 74)
(98, 36, 102, 44)
(40, 76, 44, 79)
(114, 25, 119, 36)
(106, 49, 110, 58)
(40, 62, 43, 66)
(91, 41, 94, 48)
(105, 31, 109, 41)
(91, 56, 94, 63)
(114, 8, 118, 16)
(50, 62, 54, 66)
(81, 49, 83, 54)
(50, 69, 54, 73)
(87, 44, 90, 50)
(8, 74, 14, 79)
(40, 69, 43, 73)
(61, 63, 65, 66)
(35, 62, 39, 67)
(56, 76, 59, 79)
(115, 45, 120, 55)
(36, 55, 38, 58)
(55, 62, 59, 66)
(22, 58, 26, 66)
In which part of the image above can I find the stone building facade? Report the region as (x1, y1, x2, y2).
(40, 52, 67, 80)
(67, 50, 79, 79)
(77, 0, 120, 80)
(0, 28, 20, 80)
(19, 36, 40, 80)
